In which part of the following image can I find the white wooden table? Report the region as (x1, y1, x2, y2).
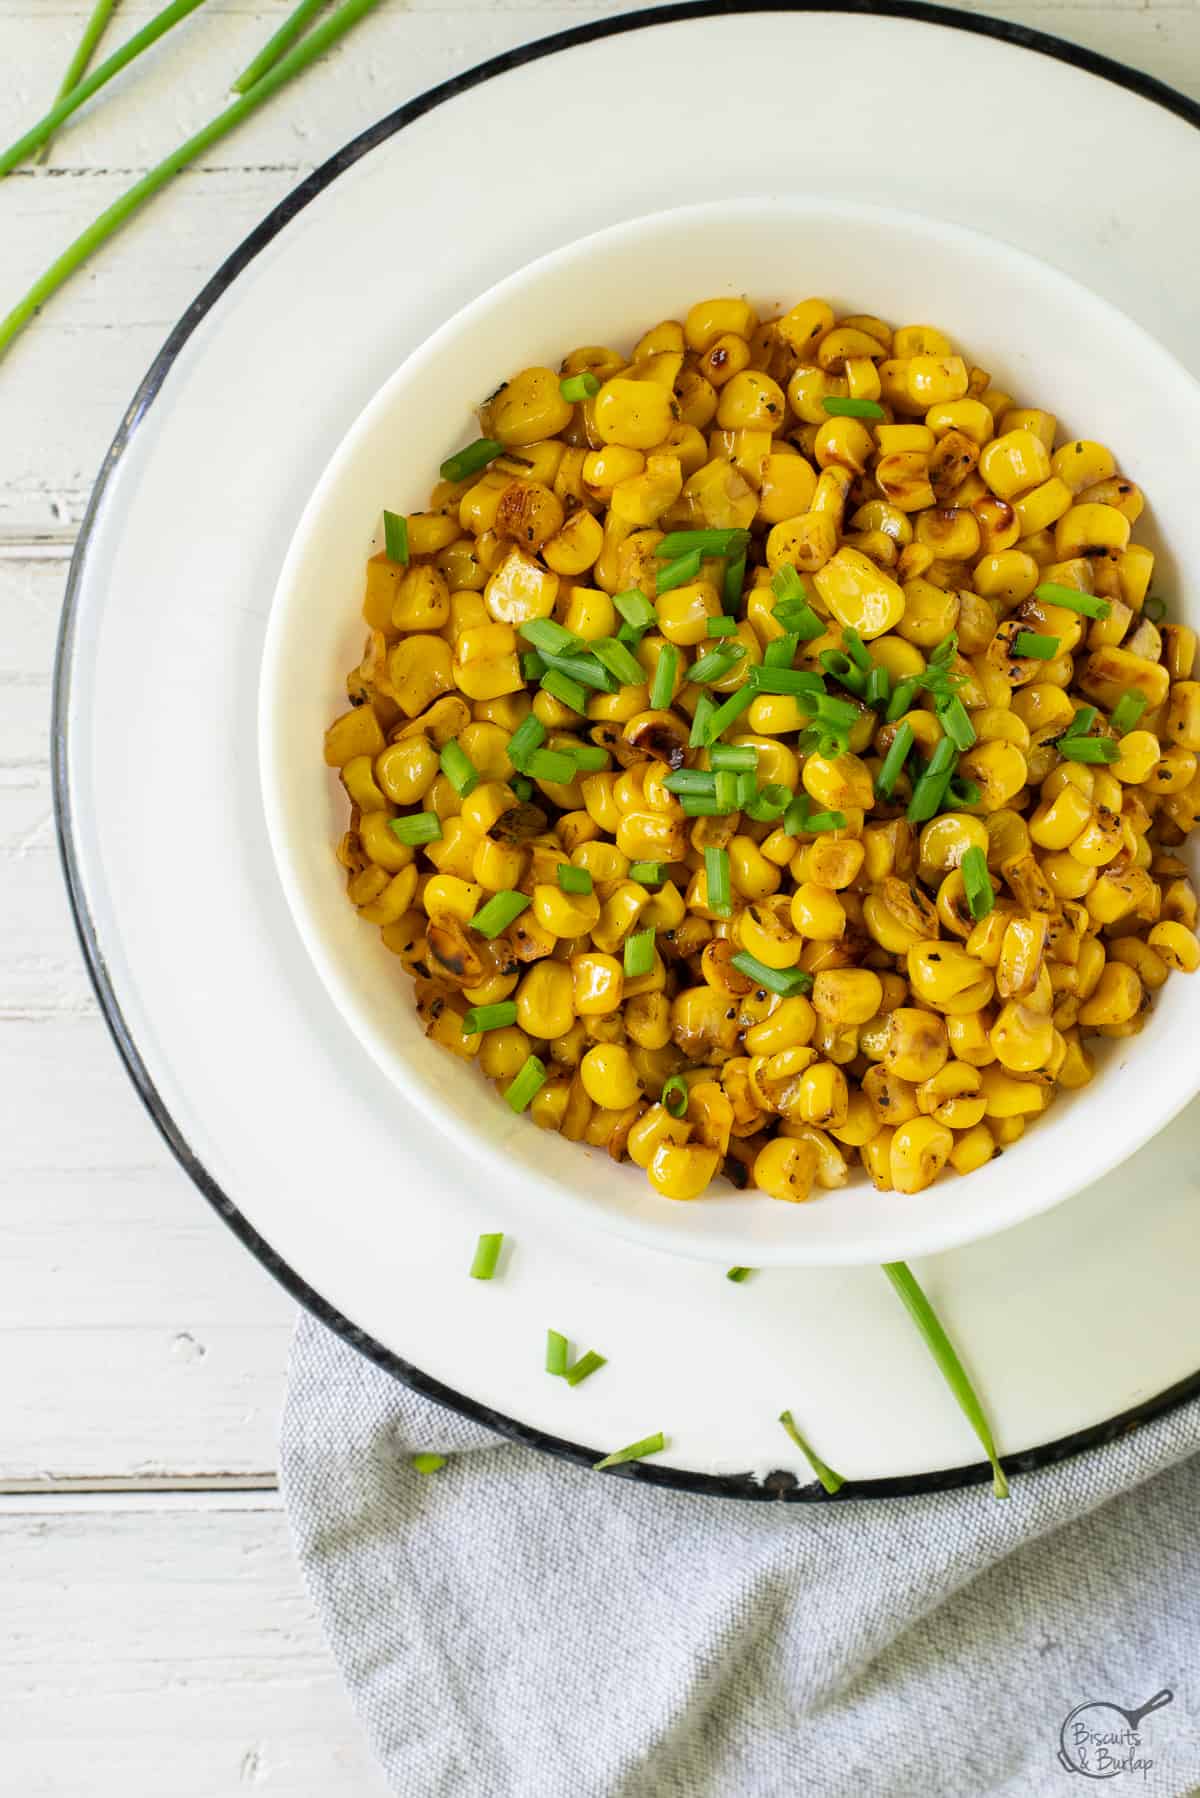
(3, 1, 1198, 1788)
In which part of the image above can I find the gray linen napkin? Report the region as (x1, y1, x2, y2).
(281, 1314, 1200, 1796)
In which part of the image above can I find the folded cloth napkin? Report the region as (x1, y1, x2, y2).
(281, 1312, 1200, 1797)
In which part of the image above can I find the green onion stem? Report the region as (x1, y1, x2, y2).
(726, 1266, 754, 1283)
(545, 1330, 569, 1377)
(564, 1350, 606, 1387)
(35, 0, 121, 164)
(469, 1232, 504, 1281)
(594, 1431, 665, 1471)
(232, 0, 329, 93)
(778, 1410, 845, 1494)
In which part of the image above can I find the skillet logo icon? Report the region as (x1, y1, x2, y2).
(1057, 1688, 1173, 1779)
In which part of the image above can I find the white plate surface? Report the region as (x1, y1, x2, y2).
(57, 4, 1200, 1492)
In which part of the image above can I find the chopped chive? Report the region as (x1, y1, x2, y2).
(726, 1266, 754, 1283)
(865, 664, 891, 708)
(656, 528, 750, 558)
(545, 1330, 570, 1377)
(1110, 690, 1148, 735)
(383, 510, 409, 564)
(617, 620, 647, 647)
(557, 863, 593, 895)
(470, 890, 530, 937)
(390, 812, 442, 847)
(711, 744, 757, 772)
(591, 637, 646, 687)
(763, 632, 800, 669)
(564, 1350, 607, 1387)
(822, 395, 885, 420)
(614, 588, 657, 631)
(628, 860, 666, 886)
(704, 844, 731, 916)
(462, 1001, 519, 1035)
(707, 615, 738, 638)
(440, 438, 503, 483)
(519, 617, 579, 656)
(411, 1451, 446, 1475)
(540, 669, 589, 715)
(771, 563, 806, 604)
(730, 953, 812, 996)
(874, 721, 914, 802)
(745, 782, 791, 822)
(779, 1410, 845, 1494)
(594, 1431, 666, 1471)
(1067, 704, 1099, 738)
(723, 551, 747, 610)
(1033, 581, 1110, 620)
(882, 1261, 1008, 1499)
(714, 770, 739, 811)
(504, 1055, 547, 1114)
(539, 649, 615, 692)
(559, 740, 609, 772)
(650, 644, 679, 710)
(946, 775, 981, 808)
(469, 1232, 504, 1279)
(661, 1075, 689, 1117)
(1143, 595, 1167, 622)
(1013, 630, 1059, 660)
(690, 694, 717, 747)
(774, 599, 826, 641)
(663, 769, 716, 795)
(559, 371, 600, 403)
(783, 795, 846, 835)
(506, 713, 546, 769)
(511, 776, 533, 802)
(704, 686, 756, 742)
(839, 628, 871, 673)
(521, 651, 546, 682)
(623, 928, 655, 978)
(749, 667, 824, 698)
(735, 769, 757, 809)
(812, 692, 860, 728)
(680, 796, 725, 816)
(526, 746, 579, 784)
(938, 693, 976, 751)
(907, 737, 959, 823)
(689, 644, 745, 685)
(440, 740, 479, 797)
(819, 650, 868, 696)
(656, 548, 703, 593)
(929, 631, 958, 668)
(1056, 735, 1120, 764)
(886, 676, 921, 722)
(961, 844, 994, 921)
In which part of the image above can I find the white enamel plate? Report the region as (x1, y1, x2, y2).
(56, 3, 1200, 1496)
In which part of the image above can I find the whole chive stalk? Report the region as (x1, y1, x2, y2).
(232, 0, 329, 93)
(778, 1410, 844, 1494)
(594, 1431, 665, 1471)
(882, 1261, 1009, 1499)
(35, 0, 121, 164)
(0, 0, 386, 361)
(469, 1232, 504, 1281)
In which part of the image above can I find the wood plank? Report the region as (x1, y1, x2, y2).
(0, 1492, 390, 1796)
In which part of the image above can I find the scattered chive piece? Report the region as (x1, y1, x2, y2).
(557, 863, 593, 895)
(704, 686, 756, 742)
(947, 775, 981, 807)
(440, 740, 480, 797)
(1143, 595, 1167, 622)
(540, 649, 614, 692)
(778, 1410, 845, 1495)
(382, 510, 409, 564)
(511, 775, 533, 803)
(540, 668, 589, 715)
(559, 371, 600, 403)
(504, 1055, 547, 1114)
(680, 795, 725, 816)
(714, 769, 739, 812)
(628, 860, 666, 886)
(875, 721, 914, 802)
(617, 620, 647, 647)
(545, 1330, 570, 1377)
(650, 644, 679, 710)
(1033, 581, 1110, 620)
(689, 644, 745, 685)
(521, 652, 546, 682)
(520, 617, 578, 656)
(656, 528, 749, 558)
(1056, 735, 1120, 764)
(711, 744, 757, 772)
(592, 637, 646, 687)
(723, 551, 747, 610)
(907, 749, 958, 823)
(560, 740, 609, 773)
(822, 395, 885, 420)
(411, 1452, 446, 1475)
(661, 1075, 689, 1117)
(820, 650, 868, 696)
(750, 667, 824, 698)
(469, 1232, 504, 1280)
(1067, 704, 1099, 738)
(1013, 630, 1059, 661)
(726, 1266, 754, 1283)
(690, 694, 717, 747)
(506, 713, 546, 769)
(938, 693, 977, 751)
(813, 692, 859, 728)
(564, 1350, 607, 1387)
(440, 438, 503, 484)
(1110, 689, 1148, 735)
(462, 1001, 519, 1035)
(594, 1431, 665, 1471)
(735, 769, 757, 808)
(655, 548, 703, 593)
(886, 676, 921, 722)
(390, 812, 442, 847)
(961, 845, 994, 921)
(929, 631, 958, 668)
(745, 782, 791, 822)
(774, 599, 826, 641)
(730, 953, 812, 997)
(881, 1261, 1009, 1499)
(707, 615, 738, 638)
(704, 844, 731, 916)
(623, 928, 655, 978)
(784, 795, 846, 835)
(663, 769, 716, 795)
(865, 664, 891, 708)
(526, 746, 579, 784)
(614, 588, 657, 631)
(771, 563, 806, 604)
(763, 632, 800, 669)
(470, 890, 530, 937)
(840, 628, 871, 673)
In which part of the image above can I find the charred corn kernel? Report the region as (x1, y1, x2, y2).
(876, 451, 936, 512)
(515, 961, 575, 1038)
(624, 990, 672, 1050)
(790, 883, 846, 941)
(1077, 476, 1144, 521)
(571, 953, 625, 1016)
(926, 398, 994, 445)
(744, 996, 817, 1055)
(739, 899, 803, 967)
(1109, 937, 1170, 991)
(989, 1002, 1055, 1074)
(825, 1088, 880, 1148)
(1070, 810, 1126, 869)
(325, 707, 386, 767)
(917, 813, 989, 885)
(757, 453, 818, 524)
(1055, 1032, 1095, 1090)
(1010, 683, 1075, 745)
(915, 505, 981, 562)
(1054, 503, 1131, 559)
(1078, 961, 1142, 1025)
(647, 1138, 719, 1201)
(685, 297, 758, 352)
(487, 367, 574, 446)
(893, 324, 952, 359)
(956, 740, 1028, 811)
(627, 1104, 688, 1169)
(907, 941, 987, 1011)
(341, 754, 390, 814)
(615, 811, 687, 863)
(796, 1061, 849, 1128)
(774, 299, 834, 355)
(1164, 682, 1200, 752)
(973, 550, 1039, 604)
(716, 369, 787, 431)
(795, 838, 865, 891)
(882, 1006, 949, 1083)
(1161, 880, 1199, 928)
(472, 837, 526, 892)
(1163, 625, 1197, 682)
(1029, 785, 1092, 851)
(656, 580, 722, 646)
(861, 1125, 897, 1189)
(916, 1060, 982, 1116)
(357, 865, 419, 925)
(583, 445, 644, 495)
(493, 479, 565, 549)
(980, 430, 1051, 500)
(890, 1117, 953, 1193)
(478, 1025, 533, 1083)
(775, 1122, 849, 1188)
(422, 873, 482, 925)
(978, 1065, 1046, 1117)
(562, 587, 617, 642)
(1050, 439, 1115, 494)
(579, 1042, 641, 1109)
(812, 968, 883, 1026)
(728, 835, 782, 901)
(592, 378, 675, 451)
(1111, 729, 1161, 784)
(752, 1136, 818, 1203)
(801, 751, 874, 812)
(906, 354, 968, 406)
(484, 548, 559, 625)
(946, 1010, 996, 1067)
(895, 576, 958, 647)
(1148, 920, 1200, 973)
(950, 1123, 995, 1175)
(1013, 476, 1073, 538)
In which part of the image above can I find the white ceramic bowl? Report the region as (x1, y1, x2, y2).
(260, 196, 1200, 1268)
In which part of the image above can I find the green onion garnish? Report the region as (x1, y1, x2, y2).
(929, 631, 958, 668)
(772, 563, 806, 604)
(663, 769, 716, 795)
(882, 1261, 1009, 1499)
(559, 371, 600, 403)
(730, 953, 812, 997)
(714, 770, 739, 811)
(961, 844, 994, 921)
(411, 1452, 446, 1475)
(661, 1075, 689, 1117)
(591, 637, 646, 687)
(750, 667, 824, 698)
(874, 721, 914, 802)
(865, 664, 891, 709)
(564, 1350, 607, 1387)
(907, 736, 959, 823)
(540, 649, 615, 692)
(656, 548, 703, 593)
(819, 650, 868, 696)
(623, 928, 656, 978)
(689, 644, 745, 685)
(763, 632, 800, 669)
(545, 1330, 569, 1377)
(559, 740, 609, 772)
(650, 644, 679, 710)
(628, 861, 667, 886)
(689, 694, 717, 747)
(511, 776, 533, 803)
(594, 1431, 666, 1471)
(656, 528, 750, 558)
(726, 1266, 754, 1283)
(557, 863, 593, 895)
(506, 714, 546, 771)
(711, 744, 757, 772)
(469, 1232, 504, 1280)
(938, 693, 976, 751)
(839, 628, 871, 673)
(705, 844, 731, 916)
(783, 795, 846, 835)
(440, 438, 503, 484)
(1033, 581, 1110, 620)
(1110, 689, 1148, 735)
(470, 890, 530, 937)
(822, 395, 885, 420)
(1067, 704, 1099, 738)
(521, 652, 546, 682)
(745, 783, 791, 822)
(504, 1055, 547, 1114)
(774, 598, 826, 641)
(520, 617, 578, 656)
(886, 676, 921, 722)
(1143, 595, 1167, 622)
(947, 775, 981, 808)
(540, 669, 589, 715)
(1056, 735, 1120, 764)
(1013, 630, 1059, 660)
(440, 740, 479, 797)
(707, 616, 738, 638)
(680, 796, 724, 816)
(526, 746, 579, 784)
(778, 1410, 844, 1495)
(617, 620, 647, 648)
(813, 692, 860, 728)
(462, 1001, 519, 1035)
(390, 812, 442, 847)
(383, 510, 409, 564)
(723, 551, 747, 610)
(704, 686, 756, 742)
(614, 588, 657, 631)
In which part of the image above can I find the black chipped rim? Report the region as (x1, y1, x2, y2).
(51, 0, 1200, 1501)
